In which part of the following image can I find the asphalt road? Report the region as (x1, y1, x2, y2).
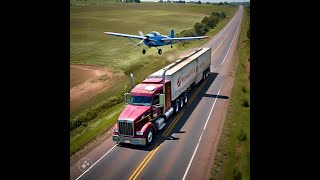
(70, 6, 244, 180)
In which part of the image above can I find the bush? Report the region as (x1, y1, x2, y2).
(194, 22, 207, 36)
(70, 95, 122, 131)
(241, 98, 249, 107)
(233, 167, 242, 180)
(241, 86, 246, 93)
(179, 29, 196, 37)
(237, 129, 246, 142)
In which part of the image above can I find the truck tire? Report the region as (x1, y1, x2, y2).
(184, 93, 188, 104)
(146, 128, 153, 146)
(174, 101, 180, 113)
(180, 96, 184, 108)
(203, 71, 206, 80)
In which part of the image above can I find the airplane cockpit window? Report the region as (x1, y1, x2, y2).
(150, 31, 160, 36)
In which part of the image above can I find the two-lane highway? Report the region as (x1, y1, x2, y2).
(71, 6, 244, 180)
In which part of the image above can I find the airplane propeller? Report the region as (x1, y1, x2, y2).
(137, 31, 156, 46)
(138, 31, 150, 46)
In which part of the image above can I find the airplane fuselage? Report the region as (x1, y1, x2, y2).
(143, 34, 172, 47)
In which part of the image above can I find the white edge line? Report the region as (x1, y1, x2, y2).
(76, 144, 117, 180)
(182, 133, 203, 180)
(182, 82, 224, 180)
(203, 84, 223, 130)
(221, 12, 242, 66)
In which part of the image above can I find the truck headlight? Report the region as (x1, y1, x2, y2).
(136, 131, 143, 135)
(113, 129, 118, 133)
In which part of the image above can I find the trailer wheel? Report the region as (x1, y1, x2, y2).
(175, 101, 179, 113)
(146, 128, 153, 146)
(184, 93, 188, 104)
(180, 96, 184, 108)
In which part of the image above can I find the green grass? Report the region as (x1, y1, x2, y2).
(210, 7, 250, 180)
(70, 103, 124, 156)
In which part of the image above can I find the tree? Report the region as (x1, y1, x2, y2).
(201, 16, 209, 26)
(207, 15, 219, 28)
(194, 22, 207, 36)
(198, 1, 201, 4)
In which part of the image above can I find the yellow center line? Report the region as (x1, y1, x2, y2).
(128, 143, 160, 180)
(163, 112, 184, 137)
(162, 111, 183, 136)
(189, 78, 207, 103)
(131, 144, 162, 180)
(211, 28, 232, 56)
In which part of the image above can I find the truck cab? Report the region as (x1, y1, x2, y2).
(112, 78, 170, 146)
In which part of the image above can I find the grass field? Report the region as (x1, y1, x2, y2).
(70, 1, 238, 157)
(210, 6, 250, 180)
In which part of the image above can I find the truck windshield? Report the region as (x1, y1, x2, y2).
(129, 96, 152, 106)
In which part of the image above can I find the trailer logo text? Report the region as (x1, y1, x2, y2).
(177, 68, 196, 87)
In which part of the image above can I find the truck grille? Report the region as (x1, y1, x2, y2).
(118, 121, 134, 136)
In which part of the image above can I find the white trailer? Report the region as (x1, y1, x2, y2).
(148, 48, 211, 102)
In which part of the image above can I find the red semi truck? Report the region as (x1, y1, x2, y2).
(112, 48, 212, 146)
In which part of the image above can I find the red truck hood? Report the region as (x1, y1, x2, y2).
(119, 104, 151, 121)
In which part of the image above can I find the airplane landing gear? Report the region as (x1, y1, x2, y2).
(142, 47, 150, 54)
(158, 49, 162, 55)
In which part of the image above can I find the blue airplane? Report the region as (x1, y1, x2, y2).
(104, 30, 209, 55)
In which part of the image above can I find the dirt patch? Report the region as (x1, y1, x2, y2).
(70, 64, 113, 88)
(70, 64, 122, 113)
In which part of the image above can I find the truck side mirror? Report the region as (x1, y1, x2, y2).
(124, 93, 131, 105)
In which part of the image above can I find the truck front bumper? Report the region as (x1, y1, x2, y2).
(112, 135, 146, 146)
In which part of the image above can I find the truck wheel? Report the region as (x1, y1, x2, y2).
(175, 101, 179, 113)
(206, 69, 209, 77)
(184, 93, 188, 104)
(180, 97, 184, 108)
(146, 128, 153, 146)
(203, 72, 206, 80)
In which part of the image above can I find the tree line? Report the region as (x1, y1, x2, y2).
(178, 11, 227, 38)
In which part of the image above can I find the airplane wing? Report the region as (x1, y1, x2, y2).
(104, 32, 144, 40)
(161, 36, 209, 44)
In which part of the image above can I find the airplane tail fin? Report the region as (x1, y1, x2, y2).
(170, 29, 174, 38)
